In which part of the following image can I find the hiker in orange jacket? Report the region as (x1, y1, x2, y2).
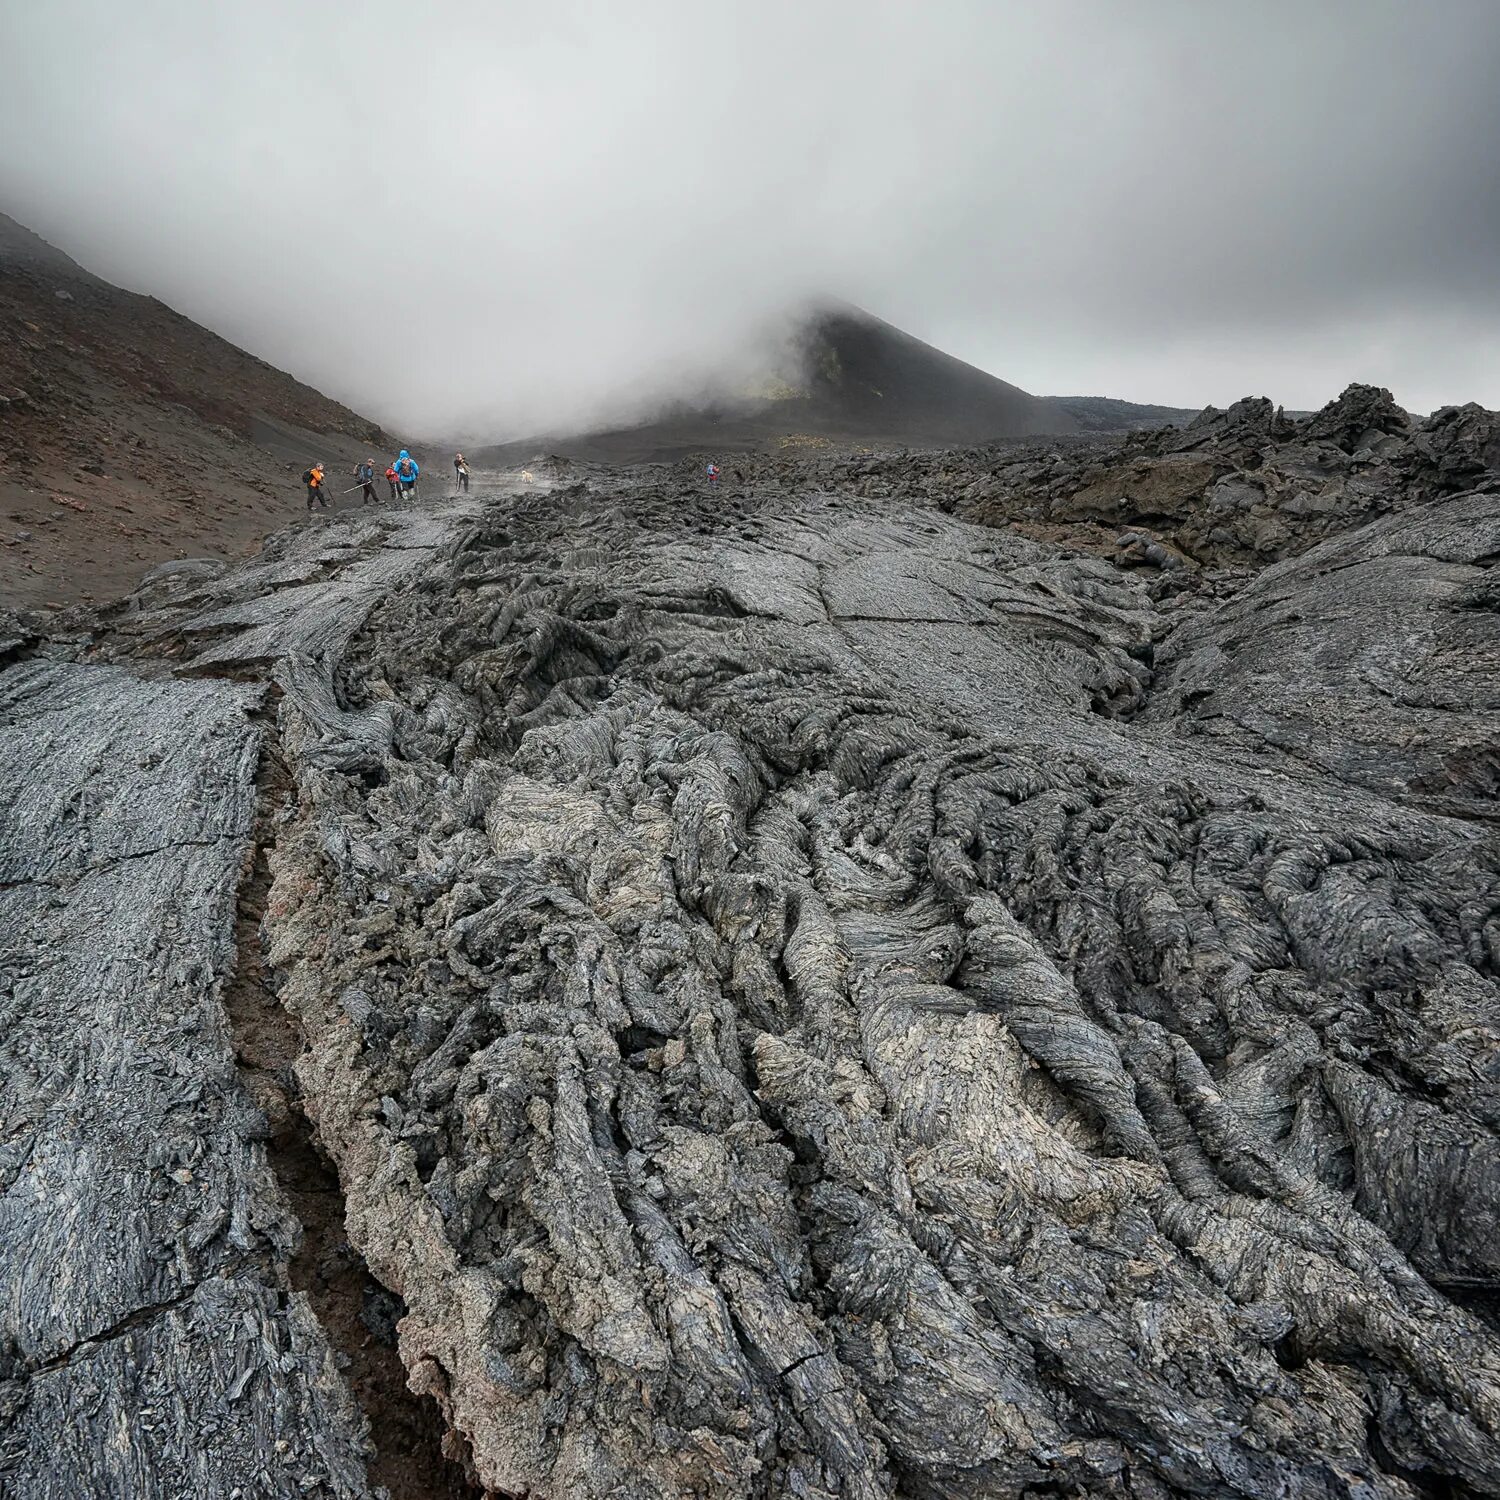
(304, 462, 328, 511)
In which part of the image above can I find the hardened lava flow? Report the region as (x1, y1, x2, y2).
(3, 389, 1500, 1498)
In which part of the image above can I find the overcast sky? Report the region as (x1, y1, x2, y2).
(4, 0, 1498, 435)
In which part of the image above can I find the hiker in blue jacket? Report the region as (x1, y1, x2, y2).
(394, 450, 419, 498)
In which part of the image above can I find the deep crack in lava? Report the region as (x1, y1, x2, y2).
(225, 714, 486, 1500)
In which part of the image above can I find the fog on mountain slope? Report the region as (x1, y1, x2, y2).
(4, 0, 1500, 430)
(5, 214, 1145, 606)
(0, 212, 396, 609)
(480, 302, 1081, 462)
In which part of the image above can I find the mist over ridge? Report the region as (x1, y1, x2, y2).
(4, 0, 1499, 437)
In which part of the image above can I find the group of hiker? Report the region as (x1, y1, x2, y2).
(305, 454, 726, 510)
(302, 450, 470, 511)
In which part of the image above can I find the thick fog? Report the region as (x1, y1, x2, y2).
(4, 0, 1498, 435)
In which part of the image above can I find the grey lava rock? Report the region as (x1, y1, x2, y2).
(4, 431, 1500, 1497)
(824, 383, 1500, 572)
(0, 663, 374, 1497)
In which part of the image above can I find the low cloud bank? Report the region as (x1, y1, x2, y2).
(4, 0, 1498, 434)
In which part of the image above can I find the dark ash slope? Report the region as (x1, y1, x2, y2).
(0, 211, 400, 609)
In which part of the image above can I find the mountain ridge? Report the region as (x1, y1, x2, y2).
(476, 301, 1093, 464)
(0, 210, 399, 608)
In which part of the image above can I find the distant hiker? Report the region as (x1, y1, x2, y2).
(354, 457, 378, 506)
(385, 463, 398, 501)
(394, 449, 419, 498)
(303, 461, 328, 511)
(454, 452, 470, 492)
(706, 461, 720, 489)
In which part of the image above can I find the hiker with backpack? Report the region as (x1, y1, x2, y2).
(706, 461, 721, 490)
(385, 463, 398, 501)
(354, 457, 379, 506)
(303, 462, 328, 511)
(393, 449, 419, 499)
(454, 452, 470, 493)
